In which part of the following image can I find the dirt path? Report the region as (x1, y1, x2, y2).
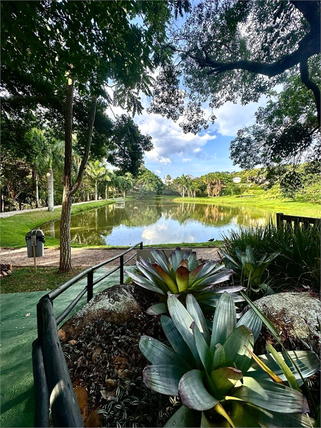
(0, 246, 221, 268)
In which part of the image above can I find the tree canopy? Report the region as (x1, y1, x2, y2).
(1, 0, 175, 271)
(230, 68, 321, 169)
(149, 0, 320, 132)
(108, 115, 153, 177)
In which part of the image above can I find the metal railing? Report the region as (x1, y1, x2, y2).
(32, 242, 143, 427)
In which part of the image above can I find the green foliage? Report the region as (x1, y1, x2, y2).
(126, 247, 238, 314)
(108, 115, 153, 177)
(149, 1, 320, 132)
(223, 246, 279, 299)
(133, 167, 164, 196)
(230, 68, 320, 169)
(140, 293, 318, 427)
(222, 222, 320, 292)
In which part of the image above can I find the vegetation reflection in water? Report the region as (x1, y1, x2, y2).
(41, 199, 273, 246)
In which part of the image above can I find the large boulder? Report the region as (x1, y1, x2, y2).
(58, 284, 141, 342)
(253, 292, 321, 353)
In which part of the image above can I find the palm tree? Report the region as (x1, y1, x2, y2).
(86, 160, 106, 200)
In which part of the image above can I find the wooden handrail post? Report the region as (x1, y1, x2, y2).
(276, 212, 283, 229)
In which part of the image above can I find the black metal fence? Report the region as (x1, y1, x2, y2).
(32, 242, 143, 427)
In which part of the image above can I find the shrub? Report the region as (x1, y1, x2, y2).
(222, 222, 320, 292)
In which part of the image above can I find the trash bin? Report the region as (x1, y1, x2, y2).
(25, 230, 45, 258)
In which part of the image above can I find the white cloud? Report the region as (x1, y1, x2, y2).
(136, 112, 212, 162)
(183, 158, 191, 162)
(213, 96, 267, 136)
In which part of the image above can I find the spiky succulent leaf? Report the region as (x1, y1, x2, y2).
(248, 350, 320, 384)
(186, 251, 199, 271)
(236, 402, 315, 428)
(168, 294, 201, 366)
(178, 370, 219, 411)
(212, 403, 236, 428)
(190, 269, 234, 290)
(212, 344, 227, 370)
(210, 293, 236, 352)
(192, 262, 223, 284)
(143, 364, 187, 396)
(169, 247, 184, 271)
(231, 377, 310, 414)
(146, 302, 167, 315)
(125, 269, 165, 295)
(160, 315, 195, 364)
(139, 335, 191, 369)
(193, 322, 212, 373)
(153, 264, 178, 293)
(164, 405, 201, 427)
(186, 294, 210, 343)
(188, 264, 205, 284)
(176, 266, 190, 292)
(240, 292, 281, 340)
(245, 347, 285, 384)
(150, 249, 172, 275)
(211, 367, 243, 396)
(266, 343, 301, 391)
(222, 325, 254, 375)
(136, 259, 169, 293)
(237, 309, 262, 342)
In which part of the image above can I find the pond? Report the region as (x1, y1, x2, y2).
(41, 199, 275, 246)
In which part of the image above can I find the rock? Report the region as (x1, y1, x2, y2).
(253, 292, 321, 353)
(59, 285, 141, 341)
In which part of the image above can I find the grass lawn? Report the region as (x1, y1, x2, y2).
(0, 200, 115, 248)
(174, 195, 321, 218)
(1, 266, 85, 293)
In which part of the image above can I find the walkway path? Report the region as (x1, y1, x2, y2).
(1, 246, 221, 268)
(0, 269, 125, 427)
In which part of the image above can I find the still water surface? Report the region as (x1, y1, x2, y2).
(41, 199, 274, 246)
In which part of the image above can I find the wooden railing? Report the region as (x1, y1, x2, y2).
(276, 212, 321, 229)
(32, 242, 143, 427)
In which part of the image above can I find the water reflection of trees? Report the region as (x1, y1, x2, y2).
(41, 200, 270, 245)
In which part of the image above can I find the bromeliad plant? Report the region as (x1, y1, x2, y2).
(139, 293, 319, 427)
(126, 247, 240, 314)
(222, 246, 280, 298)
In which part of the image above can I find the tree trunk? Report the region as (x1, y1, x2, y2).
(59, 191, 72, 271)
(35, 172, 39, 208)
(95, 180, 98, 200)
(47, 169, 54, 211)
(59, 78, 74, 273)
(59, 86, 97, 272)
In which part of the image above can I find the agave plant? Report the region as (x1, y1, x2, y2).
(126, 247, 240, 314)
(140, 293, 319, 427)
(223, 246, 280, 298)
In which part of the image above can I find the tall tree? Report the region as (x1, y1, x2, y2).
(108, 115, 153, 177)
(2, 1, 174, 271)
(149, 0, 320, 133)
